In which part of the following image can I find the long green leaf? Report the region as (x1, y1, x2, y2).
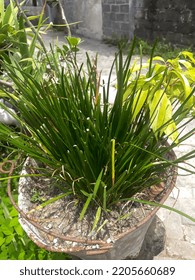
(28, 192, 72, 213)
(91, 206, 101, 232)
(79, 194, 93, 220)
(0, 0, 5, 21)
(93, 170, 103, 199)
(126, 198, 195, 223)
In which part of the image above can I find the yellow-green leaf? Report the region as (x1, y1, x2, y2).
(178, 59, 192, 69)
(181, 51, 195, 64)
(0, 237, 5, 246)
(152, 56, 166, 63)
(5, 235, 14, 244)
(132, 89, 147, 120)
(171, 70, 193, 107)
(149, 89, 164, 130)
(79, 194, 93, 220)
(91, 206, 101, 232)
(0, 0, 5, 21)
(1, 224, 13, 235)
(149, 89, 178, 142)
(164, 121, 178, 143)
(66, 36, 81, 47)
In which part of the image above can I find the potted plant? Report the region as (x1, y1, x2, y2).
(0, 20, 195, 258)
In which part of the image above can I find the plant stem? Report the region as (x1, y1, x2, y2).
(111, 139, 115, 187)
(58, 0, 71, 36)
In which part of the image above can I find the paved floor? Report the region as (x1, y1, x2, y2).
(44, 30, 195, 260)
(155, 123, 195, 260)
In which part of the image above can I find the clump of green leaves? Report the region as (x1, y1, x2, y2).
(105, 36, 193, 60)
(0, 36, 194, 223)
(124, 49, 195, 142)
(134, 39, 191, 60)
(0, 0, 51, 100)
(0, 1, 19, 51)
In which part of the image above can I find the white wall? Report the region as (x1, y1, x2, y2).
(73, 0, 103, 40)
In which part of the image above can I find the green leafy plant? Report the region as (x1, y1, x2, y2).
(105, 37, 193, 60)
(0, 0, 50, 100)
(134, 39, 193, 60)
(0, 0, 19, 76)
(0, 0, 19, 51)
(124, 48, 195, 142)
(0, 0, 38, 67)
(0, 34, 194, 226)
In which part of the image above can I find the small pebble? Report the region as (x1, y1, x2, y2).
(53, 238, 58, 244)
(47, 223, 53, 229)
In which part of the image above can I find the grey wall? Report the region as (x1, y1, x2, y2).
(62, 0, 74, 24)
(101, 0, 133, 39)
(62, 0, 195, 46)
(134, 0, 195, 46)
(63, 0, 103, 39)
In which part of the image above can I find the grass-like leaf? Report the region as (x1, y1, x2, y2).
(125, 198, 195, 223)
(91, 206, 102, 232)
(79, 194, 93, 221)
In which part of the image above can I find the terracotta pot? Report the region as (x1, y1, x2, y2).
(18, 151, 177, 260)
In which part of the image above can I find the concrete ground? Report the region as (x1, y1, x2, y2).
(44, 30, 195, 260)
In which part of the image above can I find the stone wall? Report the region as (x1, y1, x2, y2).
(101, 0, 133, 39)
(62, 0, 195, 46)
(134, 0, 195, 46)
